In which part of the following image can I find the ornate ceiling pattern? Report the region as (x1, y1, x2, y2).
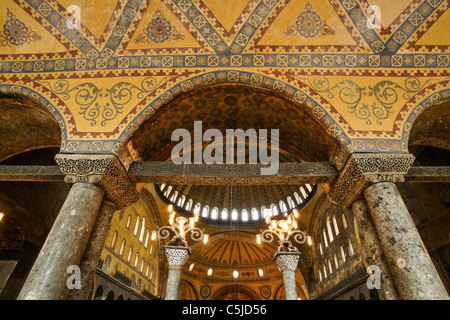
(0, 0, 448, 169)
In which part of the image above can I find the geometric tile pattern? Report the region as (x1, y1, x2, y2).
(0, 0, 449, 170)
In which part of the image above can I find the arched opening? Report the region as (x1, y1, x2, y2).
(211, 284, 260, 300)
(94, 285, 103, 300)
(0, 96, 67, 300)
(106, 290, 115, 300)
(401, 101, 450, 293)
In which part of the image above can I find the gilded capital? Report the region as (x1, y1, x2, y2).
(327, 153, 415, 208)
(55, 154, 140, 209)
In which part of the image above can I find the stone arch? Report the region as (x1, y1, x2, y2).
(0, 85, 68, 154)
(119, 70, 352, 167)
(179, 279, 198, 300)
(398, 81, 450, 151)
(0, 94, 64, 163)
(210, 283, 260, 300)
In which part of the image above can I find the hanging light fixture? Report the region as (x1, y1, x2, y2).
(256, 208, 312, 249)
(152, 204, 208, 246)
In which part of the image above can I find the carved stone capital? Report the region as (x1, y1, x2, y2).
(327, 153, 415, 208)
(164, 245, 190, 269)
(274, 252, 301, 273)
(55, 154, 139, 209)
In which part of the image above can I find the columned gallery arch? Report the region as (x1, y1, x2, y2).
(0, 0, 449, 301)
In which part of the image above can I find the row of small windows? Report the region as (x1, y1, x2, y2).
(110, 232, 156, 278)
(188, 263, 265, 278)
(317, 240, 355, 282)
(104, 256, 157, 286)
(125, 214, 150, 245)
(160, 184, 314, 222)
(318, 214, 348, 254)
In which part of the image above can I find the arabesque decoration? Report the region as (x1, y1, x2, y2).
(134, 8, 185, 44)
(284, 1, 335, 38)
(0, 8, 42, 47)
(40, 77, 171, 126)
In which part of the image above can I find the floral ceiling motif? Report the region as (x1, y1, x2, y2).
(284, 1, 335, 38)
(0, 8, 42, 46)
(135, 8, 184, 44)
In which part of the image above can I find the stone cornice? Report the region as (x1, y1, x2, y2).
(54, 153, 139, 209)
(327, 153, 415, 208)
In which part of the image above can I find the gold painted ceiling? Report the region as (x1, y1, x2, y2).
(0, 0, 449, 169)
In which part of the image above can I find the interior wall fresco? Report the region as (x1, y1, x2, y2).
(0, 0, 449, 169)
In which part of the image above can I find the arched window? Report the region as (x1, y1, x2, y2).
(110, 231, 118, 249)
(279, 201, 288, 215)
(348, 240, 354, 256)
(134, 252, 140, 267)
(221, 208, 228, 221)
(319, 243, 323, 255)
(211, 207, 218, 220)
(261, 206, 268, 218)
(179, 195, 186, 207)
(186, 199, 193, 211)
(104, 255, 111, 272)
(342, 213, 348, 228)
(149, 270, 153, 280)
(194, 202, 201, 214)
(322, 229, 328, 247)
(202, 206, 209, 218)
(251, 208, 259, 221)
(126, 215, 132, 229)
(144, 229, 150, 248)
(139, 217, 146, 242)
(127, 246, 133, 262)
(170, 191, 178, 202)
(271, 204, 279, 216)
(334, 254, 339, 269)
(140, 259, 145, 273)
(323, 265, 327, 278)
(294, 192, 303, 204)
(258, 269, 264, 277)
(159, 183, 166, 191)
(326, 217, 334, 243)
(149, 244, 153, 255)
(328, 259, 333, 274)
(305, 184, 313, 192)
(299, 186, 307, 199)
(231, 209, 238, 221)
(287, 197, 295, 209)
(318, 270, 322, 282)
(134, 215, 140, 236)
(340, 246, 346, 263)
(119, 239, 126, 256)
(333, 216, 340, 235)
(146, 264, 150, 277)
(241, 209, 249, 222)
(164, 186, 172, 197)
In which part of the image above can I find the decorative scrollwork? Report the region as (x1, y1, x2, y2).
(295, 76, 445, 125)
(40, 77, 170, 126)
(157, 226, 174, 240)
(289, 230, 308, 244)
(189, 228, 204, 242)
(261, 230, 275, 243)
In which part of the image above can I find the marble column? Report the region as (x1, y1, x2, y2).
(274, 252, 300, 300)
(67, 200, 116, 300)
(17, 182, 104, 300)
(352, 199, 399, 300)
(364, 182, 449, 300)
(164, 246, 190, 300)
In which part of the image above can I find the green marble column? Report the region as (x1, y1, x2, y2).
(17, 183, 104, 300)
(364, 182, 449, 300)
